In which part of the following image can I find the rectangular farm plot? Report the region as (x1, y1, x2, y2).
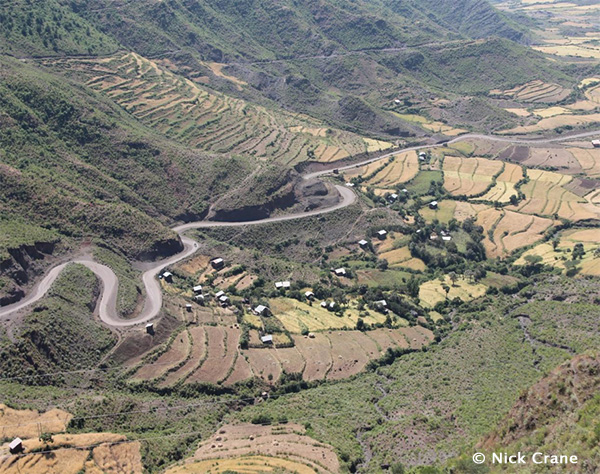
(480, 163, 523, 202)
(419, 275, 487, 308)
(272, 346, 306, 375)
(293, 333, 333, 381)
(185, 326, 240, 384)
(345, 151, 420, 191)
(378, 246, 426, 271)
(569, 147, 600, 178)
(269, 297, 386, 333)
(477, 208, 553, 258)
(224, 351, 254, 386)
(133, 330, 191, 381)
(516, 229, 600, 276)
(160, 326, 206, 387)
(243, 348, 283, 382)
(443, 156, 503, 196)
(513, 169, 600, 221)
(326, 332, 372, 380)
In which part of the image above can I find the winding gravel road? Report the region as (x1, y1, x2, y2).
(1, 130, 598, 327)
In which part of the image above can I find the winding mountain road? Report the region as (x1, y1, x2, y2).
(1, 130, 598, 327)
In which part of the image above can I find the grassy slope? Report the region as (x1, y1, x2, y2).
(0, 264, 115, 379)
(0, 55, 256, 258)
(233, 276, 600, 471)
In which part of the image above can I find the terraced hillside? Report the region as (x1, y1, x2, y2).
(128, 322, 434, 386)
(45, 53, 393, 165)
(166, 423, 339, 474)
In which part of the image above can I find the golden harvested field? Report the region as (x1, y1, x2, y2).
(502, 113, 600, 134)
(44, 53, 379, 165)
(569, 147, 600, 178)
(419, 275, 487, 308)
(0, 404, 72, 439)
(167, 423, 339, 474)
(166, 456, 318, 474)
(480, 163, 523, 202)
(269, 297, 387, 333)
(505, 108, 531, 117)
(533, 106, 570, 118)
(490, 80, 571, 103)
(513, 169, 600, 221)
(378, 246, 426, 271)
(345, 150, 419, 192)
(476, 208, 554, 258)
(443, 156, 503, 196)
(533, 44, 600, 59)
(0, 431, 142, 474)
(393, 113, 468, 136)
(516, 228, 600, 276)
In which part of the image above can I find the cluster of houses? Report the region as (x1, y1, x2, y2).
(430, 230, 452, 242)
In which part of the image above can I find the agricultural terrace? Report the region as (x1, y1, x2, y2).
(46, 53, 389, 165)
(419, 274, 487, 308)
(503, 113, 600, 135)
(480, 162, 524, 202)
(344, 150, 420, 195)
(392, 113, 468, 136)
(129, 321, 434, 386)
(442, 156, 503, 197)
(515, 228, 600, 276)
(511, 169, 600, 221)
(373, 231, 426, 271)
(476, 208, 553, 258)
(490, 80, 571, 103)
(568, 147, 600, 178)
(0, 406, 142, 474)
(165, 423, 339, 474)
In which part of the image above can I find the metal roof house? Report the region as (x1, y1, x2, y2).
(334, 268, 347, 276)
(261, 335, 273, 344)
(254, 305, 269, 315)
(9, 438, 23, 454)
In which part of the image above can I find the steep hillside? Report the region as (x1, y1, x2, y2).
(468, 353, 600, 473)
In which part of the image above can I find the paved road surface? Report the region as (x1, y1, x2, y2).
(1, 130, 598, 327)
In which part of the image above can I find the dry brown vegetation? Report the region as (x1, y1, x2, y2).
(165, 422, 340, 474)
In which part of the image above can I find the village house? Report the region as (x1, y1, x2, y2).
(442, 235, 452, 242)
(275, 281, 291, 289)
(389, 193, 399, 201)
(377, 229, 388, 240)
(211, 257, 225, 270)
(219, 295, 230, 307)
(261, 335, 273, 344)
(334, 268, 347, 277)
(185, 304, 193, 312)
(419, 152, 427, 161)
(254, 305, 269, 316)
(430, 232, 439, 241)
(592, 139, 600, 148)
(305, 291, 315, 300)
(145, 323, 154, 335)
(215, 290, 225, 299)
(320, 301, 328, 308)
(194, 294, 205, 304)
(162, 271, 173, 283)
(358, 239, 369, 249)
(429, 200, 438, 210)
(193, 285, 203, 293)
(9, 438, 23, 454)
